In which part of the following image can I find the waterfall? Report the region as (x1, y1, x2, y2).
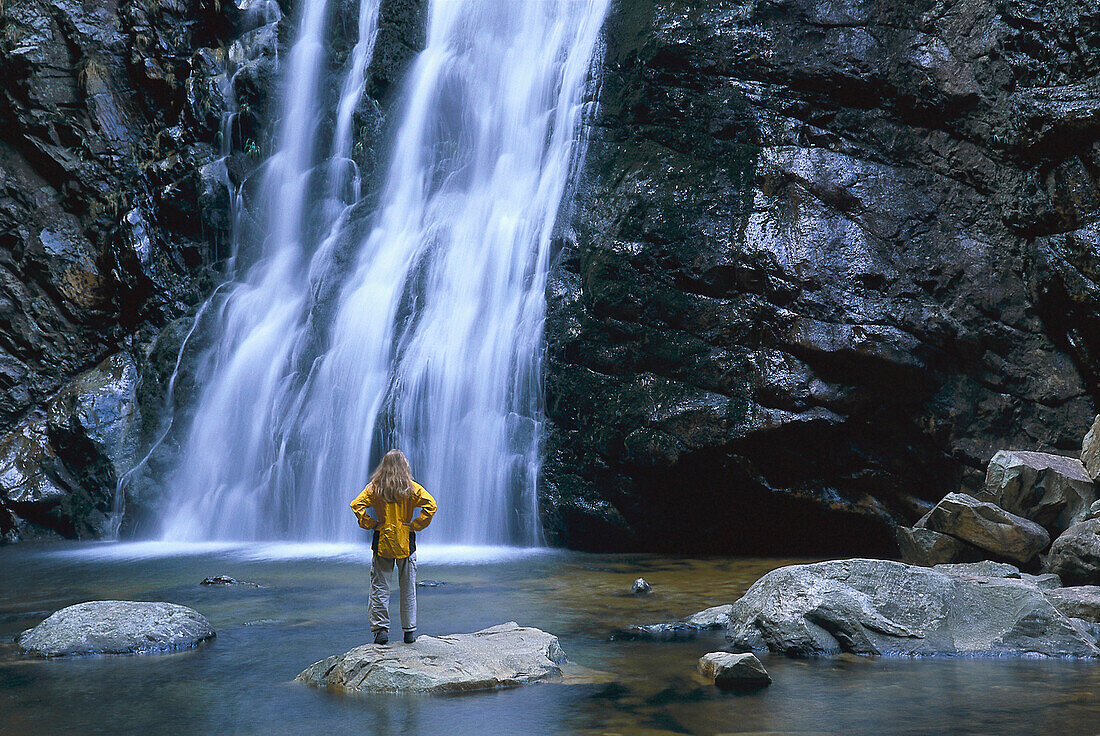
(160, 0, 610, 545)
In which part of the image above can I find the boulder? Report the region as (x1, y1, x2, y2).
(1044, 587, 1100, 623)
(17, 601, 215, 657)
(698, 652, 771, 690)
(725, 559, 1099, 658)
(980, 450, 1096, 536)
(631, 578, 651, 594)
(296, 622, 565, 694)
(1047, 519, 1100, 585)
(920, 493, 1050, 564)
(686, 604, 733, 629)
(897, 526, 982, 566)
(1083, 415, 1100, 481)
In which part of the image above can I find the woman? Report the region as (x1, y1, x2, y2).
(350, 449, 437, 644)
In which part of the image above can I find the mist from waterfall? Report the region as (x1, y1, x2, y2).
(159, 0, 610, 545)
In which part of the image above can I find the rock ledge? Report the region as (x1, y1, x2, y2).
(296, 622, 566, 694)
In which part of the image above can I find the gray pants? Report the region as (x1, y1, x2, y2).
(368, 553, 417, 632)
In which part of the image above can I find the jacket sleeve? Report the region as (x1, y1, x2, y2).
(408, 486, 437, 531)
(350, 485, 378, 530)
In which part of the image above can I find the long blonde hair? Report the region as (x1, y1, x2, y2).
(371, 449, 414, 503)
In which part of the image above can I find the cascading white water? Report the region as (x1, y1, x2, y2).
(160, 0, 610, 545)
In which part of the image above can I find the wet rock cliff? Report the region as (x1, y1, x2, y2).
(0, 0, 245, 540)
(542, 0, 1100, 553)
(0, 0, 423, 541)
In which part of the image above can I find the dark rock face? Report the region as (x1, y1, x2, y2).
(543, 0, 1100, 553)
(0, 0, 246, 539)
(0, 0, 427, 542)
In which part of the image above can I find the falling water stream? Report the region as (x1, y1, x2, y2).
(159, 0, 611, 544)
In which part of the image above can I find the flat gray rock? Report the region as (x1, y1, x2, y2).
(296, 622, 565, 694)
(17, 601, 216, 657)
(726, 559, 1099, 658)
(921, 492, 1050, 564)
(698, 651, 771, 689)
(1045, 587, 1100, 623)
(980, 450, 1095, 536)
(933, 561, 1021, 579)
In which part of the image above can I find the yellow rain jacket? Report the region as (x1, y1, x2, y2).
(350, 481, 437, 559)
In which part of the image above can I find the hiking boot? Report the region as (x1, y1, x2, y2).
(404, 630, 417, 644)
(373, 629, 388, 645)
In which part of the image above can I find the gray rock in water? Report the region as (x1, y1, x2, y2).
(611, 622, 702, 642)
(417, 579, 446, 588)
(686, 604, 733, 629)
(612, 604, 732, 641)
(1047, 519, 1100, 585)
(933, 561, 1021, 579)
(296, 622, 565, 694)
(631, 578, 651, 594)
(17, 601, 215, 657)
(725, 559, 1099, 658)
(200, 575, 260, 587)
(1082, 416, 1100, 481)
(920, 492, 1050, 564)
(1088, 500, 1100, 520)
(1045, 587, 1100, 623)
(698, 652, 771, 690)
(896, 526, 982, 567)
(980, 450, 1096, 536)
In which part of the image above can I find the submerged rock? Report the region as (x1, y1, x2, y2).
(611, 604, 732, 641)
(725, 559, 1099, 658)
(1047, 519, 1100, 585)
(979, 450, 1095, 536)
(920, 493, 1050, 564)
(686, 604, 733, 629)
(897, 527, 982, 567)
(611, 622, 702, 642)
(200, 575, 260, 587)
(631, 578, 652, 595)
(417, 579, 446, 588)
(295, 622, 565, 694)
(698, 652, 771, 690)
(17, 601, 215, 657)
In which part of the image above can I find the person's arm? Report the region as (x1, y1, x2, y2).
(350, 485, 378, 530)
(408, 485, 437, 531)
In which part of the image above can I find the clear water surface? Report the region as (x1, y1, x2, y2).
(2, 544, 1099, 735)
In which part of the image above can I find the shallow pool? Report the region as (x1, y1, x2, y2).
(2, 543, 1099, 735)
